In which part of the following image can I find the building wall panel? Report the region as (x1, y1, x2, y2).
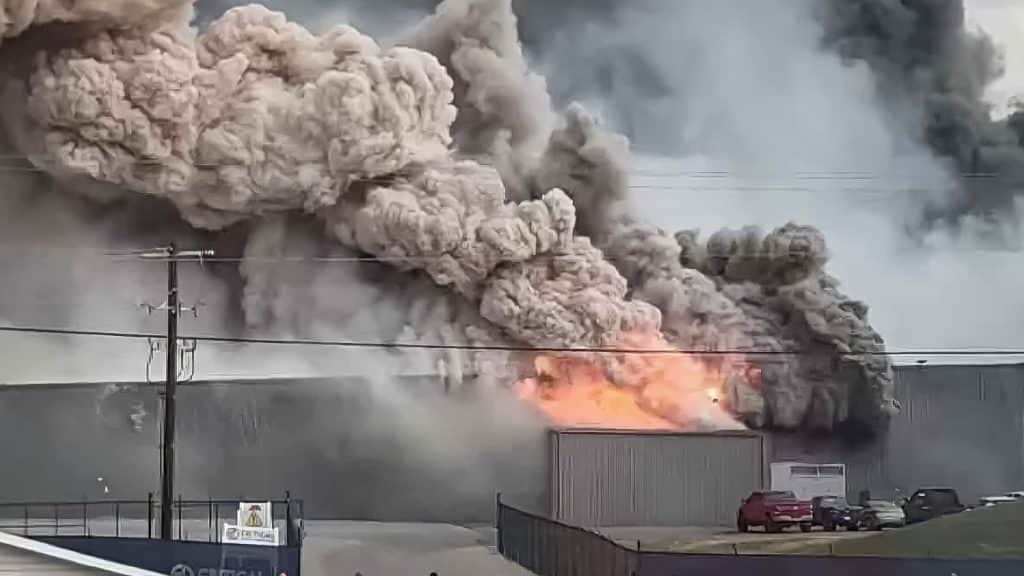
(770, 364, 1024, 505)
(552, 430, 765, 527)
(0, 364, 1019, 524)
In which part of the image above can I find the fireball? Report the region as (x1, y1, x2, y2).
(516, 331, 748, 431)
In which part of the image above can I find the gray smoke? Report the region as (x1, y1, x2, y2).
(533, 104, 897, 432)
(820, 0, 1024, 238)
(402, 0, 553, 196)
(0, 0, 193, 39)
(249, 0, 1024, 241)
(0, 0, 900, 436)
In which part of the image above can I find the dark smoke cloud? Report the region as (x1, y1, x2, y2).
(194, 0, 675, 149)
(819, 0, 1024, 238)
(534, 105, 897, 433)
(0, 0, 901, 439)
(201, 0, 1024, 239)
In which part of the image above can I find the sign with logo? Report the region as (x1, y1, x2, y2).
(237, 502, 271, 528)
(222, 524, 280, 547)
(170, 563, 266, 576)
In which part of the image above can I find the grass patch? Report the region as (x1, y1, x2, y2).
(644, 503, 1024, 559)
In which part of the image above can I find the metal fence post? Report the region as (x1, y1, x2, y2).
(115, 503, 120, 538)
(496, 492, 503, 556)
(82, 500, 88, 537)
(208, 499, 213, 543)
(177, 495, 183, 540)
(284, 492, 290, 544)
(147, 493, 153, 539)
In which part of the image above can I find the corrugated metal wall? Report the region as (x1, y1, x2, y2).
(550, 430, 765, 527)
(770, 364, 1024, 505)
(0, 378, 545, 522)
(0, 365, 1019, 524)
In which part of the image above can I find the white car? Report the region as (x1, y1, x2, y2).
(979, 496, 1019, 507)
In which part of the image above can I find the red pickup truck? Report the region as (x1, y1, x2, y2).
(737, 491, 813, 533)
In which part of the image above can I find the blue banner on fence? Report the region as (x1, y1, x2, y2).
(37, 536, 301, 576)
(638, 552, 1024, 576)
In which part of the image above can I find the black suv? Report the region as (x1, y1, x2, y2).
(902, 488, 965, 524)
(811, 495, 860, 531)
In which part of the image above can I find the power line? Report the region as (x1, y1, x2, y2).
(0, 159, 1019, 184)
(0, 155, 1015, 179)
(626, 185, 936, 193)
(0, 324, 1022, 357)
(627, 170, 1016, 180)
(0, 250, 917, 264)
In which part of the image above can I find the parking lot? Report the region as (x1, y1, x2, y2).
(303, 521, 532, 576)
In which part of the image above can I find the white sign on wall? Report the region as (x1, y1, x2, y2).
(222, 523, 280, 547)
(221, 501, 279, 547)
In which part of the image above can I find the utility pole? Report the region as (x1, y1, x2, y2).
(139, 244, 213, 540)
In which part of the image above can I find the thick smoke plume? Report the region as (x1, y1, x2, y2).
(813, 0, 1024, 239)
(0, 1, 192, 39)
(0, 0, 898, 434)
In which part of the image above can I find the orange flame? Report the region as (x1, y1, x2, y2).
(516, 331, 747, 431)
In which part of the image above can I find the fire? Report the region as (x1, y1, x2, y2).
(516, 331, 746, 431)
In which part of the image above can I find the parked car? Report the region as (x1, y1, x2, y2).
(811, 496, 860, 531)
(738, 491, 813, 533)
(858, 500, 906, 530)
(901, 488, 965, 524)
(974, 491, 1024, 504)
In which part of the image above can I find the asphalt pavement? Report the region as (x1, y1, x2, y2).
(302, 521, 533, 576)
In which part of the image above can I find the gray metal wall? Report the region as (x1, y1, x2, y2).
(0, 363, 1020, 524)
(771, 364, 1024, 505)
(550, 430, 765, 527)
(0, 377, 546, 522)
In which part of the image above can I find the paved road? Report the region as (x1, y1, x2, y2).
(302, 521, 533, 576)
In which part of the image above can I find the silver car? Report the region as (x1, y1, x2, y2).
(859, 500, 906, 530)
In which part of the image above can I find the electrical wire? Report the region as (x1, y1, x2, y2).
(0, 158, 1018, 185)
(1, 249, 920, 264)
(0, 155, 1015, 179)
(0, 324, 1022, 357)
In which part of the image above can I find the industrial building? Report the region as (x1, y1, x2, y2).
(549, 430, 766, 526)
(0, 364, 1020, 526)
(547, 364, 1024, 526)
